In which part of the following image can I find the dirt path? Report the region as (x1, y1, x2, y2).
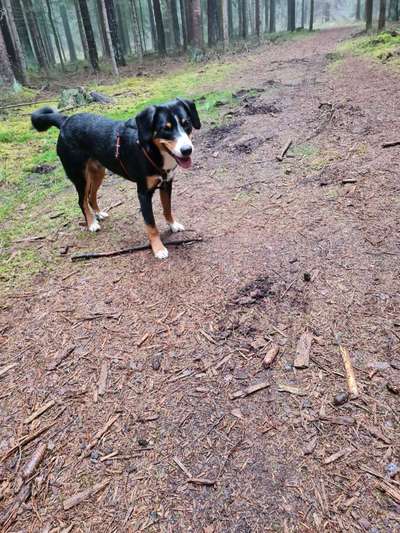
(1, 28, 400, 532)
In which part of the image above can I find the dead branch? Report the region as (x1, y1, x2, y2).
(276, 139, 293, 161)
(24, 400, 55, 424)
(382, 141, 400, 148)
(339, 344, 359, 399)
(323, 447, 351, 465)
(1, 422, 56, 463)
(98, 361, 109, 396)
(47, 345, 75, 371)
(377, 480, 400, 504)
(63, 479, 110, 510)
(230, 380, 269, 400)
(82, 414, 120, 456)
(71, 235, 203, 262)
(0, 363, 17, 378)
(188, 477, 216, 486)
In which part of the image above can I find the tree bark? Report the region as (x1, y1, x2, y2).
(60, 3, 77, 62)
(255, 0, 260, 38)
(116, 1, 132, 55)
(356, 0, 361, 19)
(239, 0, 248, 38)
(75, 0, 90, 60)
(378, 0, 386, 29)
(12, 0, 35, 64)
(207, 0, 218, 46)
(301, 0, 305, 27)
(3, 0, 28, 83)
(170, 0, 181, 48)
(179, 0, 188, 48)
(264, 0, 269, 31)
(188, 0, 202, 48)
(105, 0, 125, 65)
(222, 0, 229, 46)
(78, 0, 99, 71)
(365, 0, 373, 30)
(269, 0, 276, 31)
(96, 0, 111, 57)
(137, 0, 146, 51)
(130, 0, 143, 60)
(228, 0, 234, 38)
(45, 0, 65, 70)
(25, 0, 49, 72)
(152, 0, 166, 54)
(0, 22, 15, 89)
(287, 0, 296, 31)
(147, 0, 157, 50)
(309, 0, 314, 31)
(99, 0, 118, 76)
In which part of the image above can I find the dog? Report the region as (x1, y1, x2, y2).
(31, 99, 201, 259)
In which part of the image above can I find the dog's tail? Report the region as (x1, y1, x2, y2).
(31, 106, 67, 132)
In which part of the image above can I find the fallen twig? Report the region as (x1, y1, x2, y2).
(188, 477, 216, 486)
(82, 414, 120, 456)
(22, 443, 47, 479)
(382, 140, 400, 148)
(71, 236, 203, 261)
(294, 331, 313, 369)
(98, 361, 109, 396)
(230, 381, 269, 400)
(1, 422, 56, 463)
(24, 400, 55, 424)
(323, 447, 351, 465)
(47, 345, 75, 370)
(173, 457, 192, 478)
(339, 344, 359, 399)
(0, 363, 17, 378)
(277, 384, 306, 396)
(63, 479, 110, 510)
(276, 139, 292, 161)
(377, 480, 400, 504)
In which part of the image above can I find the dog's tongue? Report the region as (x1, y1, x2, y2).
(175, 156, 192, 169)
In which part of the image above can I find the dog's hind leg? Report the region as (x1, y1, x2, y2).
(57, 142, 99, 232)
(87, 160, 108, 220)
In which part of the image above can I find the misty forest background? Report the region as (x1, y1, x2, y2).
(1, 0, 399, 90)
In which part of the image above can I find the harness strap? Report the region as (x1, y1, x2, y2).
(115, 134, 168, 181)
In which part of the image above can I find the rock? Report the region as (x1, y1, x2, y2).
(138, 437, 149, 447)
(386, 381, 400, 395)
(385, 462, 399, 478)
(333, 392, 349, 406)
(303, 272, 311, 282)
(151, 353, 162, 371)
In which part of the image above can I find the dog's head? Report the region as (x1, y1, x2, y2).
(134, 99, 201, 169)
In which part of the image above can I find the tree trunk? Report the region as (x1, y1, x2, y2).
(378, 0, 386, 28)
(0, 23, 15, 89)
(309, 0, 314, 31)
(222, 0, 229, 46)
(45, 0, 65, 70)
(255, 0, 260, 38)
(60, 3, 77, 62)
(301, 0, 305, 27)
(147, 0, 157, 50)
(116, 2, 132, 56)
(3, 0, 28, 84)
(38, 0, 56, 66)
(207, 0, 218, 46)
(356, 0, 361, 19)
(137, 0, 146, 51)
(365, 0, 373, 29)
(78, 0, 99, 71)
(269, 0, 276, 31)
(12, 0, 35, 64)
(130, 0, 143, 60)
(287, 0, 296, 31)
(99, 0, 118, 75)
(228, 0, 234, 38)
(170, 0, 181, 48)
(179, 0, 188, 48)
(152, 0, 166, 54)
(25, 0, 49, 72)
(105, 0, 125, 65)
(96, 0, 111, 56)
(264, 0, 269, 31)
(248, 0, 255, 35)
(239, 0, 248, 38)
(188, 0, 202, 48)
(75, 0, 89, 60)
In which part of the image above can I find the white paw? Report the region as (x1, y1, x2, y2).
(88, 220, 101, 232)
(96, 211, 109, 220)
(154, 247, 169, 259)
(169, 221, 185, 233)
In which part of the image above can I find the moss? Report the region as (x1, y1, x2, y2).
(336, 28, 400, 64)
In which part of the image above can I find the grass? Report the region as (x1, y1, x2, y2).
(334, 27, 400, 64)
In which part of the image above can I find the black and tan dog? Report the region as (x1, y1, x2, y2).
(31, 99, 201, 259)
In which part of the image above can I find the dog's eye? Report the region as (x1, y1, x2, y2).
(164, 123, 172, 130)
(181, 119, 188, 127)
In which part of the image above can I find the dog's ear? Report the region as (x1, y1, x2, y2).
(135, 105, 157, 145)
(177, 98, 201, 129)
(125, 118, 136, 129)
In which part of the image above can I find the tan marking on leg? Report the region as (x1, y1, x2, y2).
(160, 188, 174, 225)
(146, 175, 161, 190)
(83, 162, 96, 228)
(87, 160, 105, 213)
(146, 224, 168, 258)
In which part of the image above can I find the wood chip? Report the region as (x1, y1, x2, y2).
(303, 435, 318, 455)
(137, 333, 149, 347)
(187, 477, 216, 486)
(1, 422, 56, 463)
(339, 344, 359, 399)
(277, 139, 293, 161)
(294, 332, 313, 369)
(98, 361, 109, 396)
(364, 425, 392, 445)
(377, 481, 400, 504)
(262, 344, 280, 369)
(22, 443, 47, 479)
(24, 400, 55, 424)
(63, 479, 110, 510)
(230, 380, 270, 400)
(323, 447, 351, 465)
(277, 384, 306, 396)
(173, 457, 192, 478)
(320, 415, 355, 426)
(0, 363, 17, 378)
(83, 414, 120, 455)
(47, 345, 75, 371)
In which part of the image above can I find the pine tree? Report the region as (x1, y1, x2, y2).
(78, 0, 99, 70)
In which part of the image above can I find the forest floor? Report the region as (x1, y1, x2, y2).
(1, 26, 400, 532)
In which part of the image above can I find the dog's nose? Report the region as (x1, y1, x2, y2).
(181, 145, 192, 157)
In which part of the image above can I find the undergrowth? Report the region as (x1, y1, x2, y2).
(333, 27, 400, 65)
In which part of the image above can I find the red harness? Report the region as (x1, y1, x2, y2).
(115, 135, 168, 180)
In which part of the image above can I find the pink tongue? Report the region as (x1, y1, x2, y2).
(176, 156, 192, 169)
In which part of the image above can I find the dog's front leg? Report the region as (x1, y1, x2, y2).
(160, 181, 185, 233)
(138, 189, 168, 259)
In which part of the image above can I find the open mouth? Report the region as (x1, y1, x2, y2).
(165, 147, 192, 169)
